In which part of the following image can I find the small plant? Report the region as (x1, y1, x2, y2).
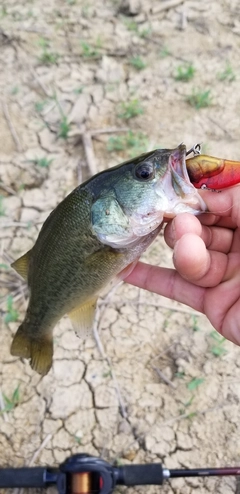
(74, 86, 84, 94)
(52, 94, 71, 139)
(1, 386, 20, 413)
(210, 331, 227, 357)
(82, 3, 90, 18)
(39, 51, 59, 65)
(175, 371, 185, 379)
(10, 86, 19, 95)
(159, 45, 171, 58)
(35, 100, 48, 113)
(102, 370, 112, 378)
(186, 89, 212, 109)
(129, 56, 146, 70)
(139, 27, 152, 38)
(178, 377, 204, 416)
(0, 195, 5, 216)
(123, 18, 138, 33)
(187, 377, 204, 391)
(107, 131, 148, 155)
(192, 315, 200, 332)
(174, 64, 195, 82)
(217, 64, 236, 82)
(80, 40, 99, 58)
(58, 115, 70, 139)
(34, 157, 54, 168)
(38, 37, 59, 65)
(107, 135, 125, 152)
(117, 99, 144, 120)
(0, 263, 9, 270)
(4, 296, 19, 324)
(0, 6, 7, 17)
(74, 435, 82, 444)
(179, 394, 195, 416)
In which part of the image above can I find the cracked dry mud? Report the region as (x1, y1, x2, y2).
(1, 1, 240, 493)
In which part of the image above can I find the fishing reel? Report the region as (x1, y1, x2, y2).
(1, 453, 240, 494)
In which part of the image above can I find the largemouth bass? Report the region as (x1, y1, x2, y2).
(11, 144, 206, 375)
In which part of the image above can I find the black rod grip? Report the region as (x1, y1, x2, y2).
(0, 467, 47, 488)
(117, 464, 164, 486)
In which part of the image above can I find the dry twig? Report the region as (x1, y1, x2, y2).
(93, 302, 127, 420)
(2, 101, 23, 153)
(152, 0, 185, 14)
(152, 365, 176, 389)
(159, 403, 227, 427)
(29, 433, 52, 466)
(0, 389, 9, 422)
(0, 183, 16, 195)
(91, 127, 129, 137)
(81, 131, 97, 177)
(29, 67, 52, 98)
(14, 434, 52, 494)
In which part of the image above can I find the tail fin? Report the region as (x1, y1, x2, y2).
(10, 324, 53, 376)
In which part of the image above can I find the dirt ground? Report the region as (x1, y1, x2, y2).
(1, 0, 240, 493)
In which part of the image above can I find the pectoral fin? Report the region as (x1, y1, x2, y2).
(68, 298, 98, 337)
(11, 250, 31, 281)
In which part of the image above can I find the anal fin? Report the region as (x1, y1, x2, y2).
(11, 250, 31, 281)
(68, 298, 97, 338)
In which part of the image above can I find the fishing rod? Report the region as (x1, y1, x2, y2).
(1, 453, 240, 493)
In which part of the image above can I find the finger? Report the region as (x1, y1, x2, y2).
(124, 261, 206, 313)
(164, 214, 202, 248)
(229, 228, 240, 254)
(200, 187, 240, 226)
(173, 233, 228, 287)
(204, 273, 240, 345)
(199, 213, 236, 229)
(165, 214, 233, 253)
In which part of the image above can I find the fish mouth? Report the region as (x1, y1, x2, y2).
(155, 143, 207, 217)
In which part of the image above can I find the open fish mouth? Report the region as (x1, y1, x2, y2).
(155, 143, 207, 218)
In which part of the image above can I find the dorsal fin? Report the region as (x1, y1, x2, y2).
(68, 297, 98, 338)
(11, 250, 31, 281)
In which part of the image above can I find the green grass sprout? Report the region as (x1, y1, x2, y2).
(4, 296, 19, 324)
(174, 64, 195, 82)
(117, 99, 144, 120)
(129, 56, 146, 70)
(1, 386, 20, 413)
(186, 89, 212, 109)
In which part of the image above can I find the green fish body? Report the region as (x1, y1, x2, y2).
(11, 144, 206, 375)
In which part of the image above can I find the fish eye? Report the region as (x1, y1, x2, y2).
(134, 162, 155, 181)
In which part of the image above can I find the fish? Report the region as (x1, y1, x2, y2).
(10, 143, 207, 376)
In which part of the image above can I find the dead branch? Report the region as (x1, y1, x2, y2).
(0, 183, 16, 195)
(29, 433, 52, 466)
(93, 304, 128, 420)
(152, 0, 185, 14)
(152, 365, 177, 389)
(91, 127, 129, 137)
(0, 389, 9, 422)
(29, 67, 52, 98)
(13, 434, 52, 494)
(2, 101, 23, 153)
(81, 131, 97, 177)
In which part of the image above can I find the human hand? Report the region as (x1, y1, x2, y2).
(125, 186, 240, 345)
